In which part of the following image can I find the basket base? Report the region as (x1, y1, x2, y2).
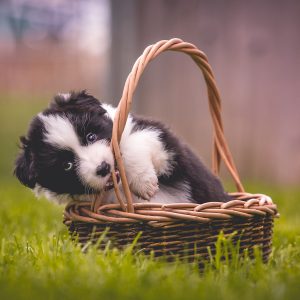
(66, 215, 274, 264)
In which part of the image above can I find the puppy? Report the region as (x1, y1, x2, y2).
(14, 91, 230, 205)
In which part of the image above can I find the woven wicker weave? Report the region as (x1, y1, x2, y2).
(64, 38, 278, 262)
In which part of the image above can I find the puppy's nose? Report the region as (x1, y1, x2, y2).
(96, 161, 111, 177)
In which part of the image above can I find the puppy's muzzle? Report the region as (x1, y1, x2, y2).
(96, 161, 111, 177)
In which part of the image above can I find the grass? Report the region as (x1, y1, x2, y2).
(1, 182, 300, 300)
(0, 96, 300, 300)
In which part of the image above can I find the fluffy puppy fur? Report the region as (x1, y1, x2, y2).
(14, 91, 230, 205)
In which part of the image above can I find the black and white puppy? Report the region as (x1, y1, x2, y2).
(14, 91, 229, 205)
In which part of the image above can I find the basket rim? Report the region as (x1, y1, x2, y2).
(64, 192, 279, 226)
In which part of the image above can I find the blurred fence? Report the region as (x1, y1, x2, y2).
(108, 0, 300, 185)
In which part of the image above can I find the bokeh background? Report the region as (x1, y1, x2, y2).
(1, 3, 300, 299)
(0, 0, 299, 187)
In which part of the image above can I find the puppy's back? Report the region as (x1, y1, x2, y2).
(131, 115, 229, 204)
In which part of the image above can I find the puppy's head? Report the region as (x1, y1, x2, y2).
(14, 91, 117, 203)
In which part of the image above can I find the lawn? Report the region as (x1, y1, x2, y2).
(0, 97, 300, 300)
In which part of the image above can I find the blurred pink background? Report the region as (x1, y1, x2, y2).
(0, 0, 299, 185)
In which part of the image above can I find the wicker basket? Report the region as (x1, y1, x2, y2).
(64, 38, 278, 263)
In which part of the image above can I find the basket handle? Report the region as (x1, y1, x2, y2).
(110, 38, 245, 213)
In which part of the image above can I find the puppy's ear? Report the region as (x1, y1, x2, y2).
(49, 90, 106, 115)
(14, 136, 36, 189)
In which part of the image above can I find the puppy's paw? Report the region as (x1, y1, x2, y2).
(130, 174, 159, 200)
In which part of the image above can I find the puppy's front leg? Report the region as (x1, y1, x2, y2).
(120, 130, 166, 200)
(127, 165, 159, 200)
(121, 153, 159, 200)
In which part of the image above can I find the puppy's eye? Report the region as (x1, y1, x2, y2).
(86, 132, 97, 143)
(63, 162, 73, 171)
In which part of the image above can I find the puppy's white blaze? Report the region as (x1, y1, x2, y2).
(39, 114, 79, 150)
(77, 140, 114, 190)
